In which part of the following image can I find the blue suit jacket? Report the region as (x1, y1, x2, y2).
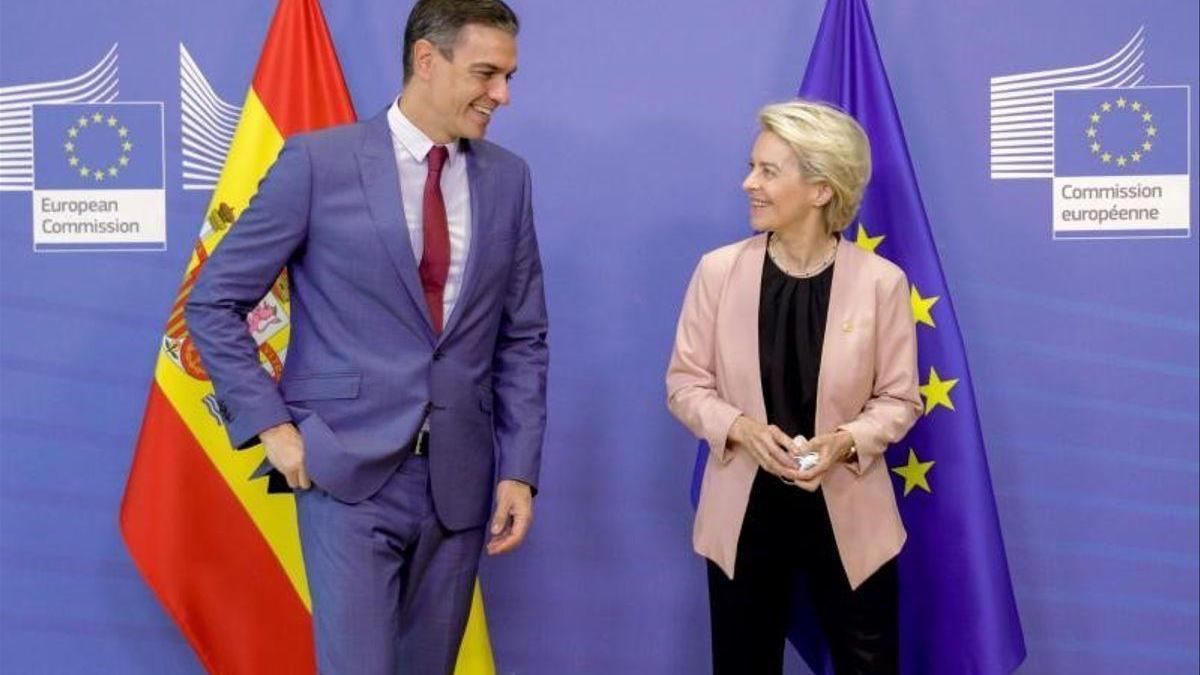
(185, 109, 548, 530)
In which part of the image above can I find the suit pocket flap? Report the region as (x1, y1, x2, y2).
(281, 373, 362, 401)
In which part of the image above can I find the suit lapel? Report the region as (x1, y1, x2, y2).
(357, 111, 435, 340)
(439, 139, 492, 341)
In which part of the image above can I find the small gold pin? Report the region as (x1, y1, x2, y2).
(842, 321, 853, 333)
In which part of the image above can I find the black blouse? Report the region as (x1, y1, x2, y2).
(758, 244, 834, 441)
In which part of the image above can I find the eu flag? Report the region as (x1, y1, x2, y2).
(792, 0, 1026, 672)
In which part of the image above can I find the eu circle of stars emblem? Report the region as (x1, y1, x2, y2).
(1084, 96, 1156, 170)
(63, 111, 133, 183)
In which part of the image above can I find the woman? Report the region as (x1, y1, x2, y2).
(666, 100, 921, 674)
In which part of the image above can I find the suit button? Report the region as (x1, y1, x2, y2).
(432, 350, 443, 361)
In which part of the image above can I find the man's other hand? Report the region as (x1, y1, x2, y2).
(486, 479, 533, 555)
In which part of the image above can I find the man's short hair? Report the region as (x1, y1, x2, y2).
(758, 99, 872, 235)
(402, 0, 520, 83)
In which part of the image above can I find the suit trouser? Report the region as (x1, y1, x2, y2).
(295, 453, 484, 675)
(707, 469, 899, 675)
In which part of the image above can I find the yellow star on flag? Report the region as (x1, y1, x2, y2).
(892, 448, 935, 496)
(78, 166, 90, 177)
(1131, 151, 1142, 162)
(1085, 127, 1097, 138)
(107, 116, 118, 127)
(920, 367, 959, 415)
(1131, 101, 1142, 111)
(92, 112, 103, 123)
(1116, 97, 1127, 108)
(77, 116, 88, 126)
(122, 141, 133, 151)
(1090, 142, 1100, 153)
(1101, 102, 1112, 112)
(1101, 152, 1112, 163)
(1142, 141, 1152, 151)
(1146, 126, 1157, 137)
(1142, 112, 1152, 122)
(118, 127, 129, 137)
(1116, 156, 1127, 167)
(1089, 113, 1100, 123)
(853, 222, 885, 253)
(910, 284, 939, 328)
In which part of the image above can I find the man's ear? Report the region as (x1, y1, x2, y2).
(411, 38, 437, 81)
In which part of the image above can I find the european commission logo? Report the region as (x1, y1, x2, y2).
(0, 42, 242, 253)
(0, 45, 171, 252)
(1052, 86, 1189, 239)
(32, 102, 166, 251)
(990, 28, 1192, 240)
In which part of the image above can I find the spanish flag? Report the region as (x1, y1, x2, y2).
(119, 0, 494, 671)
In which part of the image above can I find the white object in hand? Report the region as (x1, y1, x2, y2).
(792, 435, 820, 471)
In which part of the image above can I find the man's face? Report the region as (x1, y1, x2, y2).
(425, 24, 517, 140)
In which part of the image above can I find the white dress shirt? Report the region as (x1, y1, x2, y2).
(386, 102, 472, 326)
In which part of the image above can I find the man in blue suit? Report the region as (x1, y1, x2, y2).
(185, 1, 547, 672)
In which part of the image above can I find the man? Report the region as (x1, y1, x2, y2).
(185, 1, 547, 672)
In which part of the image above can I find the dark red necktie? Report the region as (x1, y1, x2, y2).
(419, 145, 450, 334)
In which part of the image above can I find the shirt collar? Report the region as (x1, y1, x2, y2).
(387, 99, 461, 165)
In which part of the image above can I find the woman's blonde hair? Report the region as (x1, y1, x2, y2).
(758, 99, 871, 234)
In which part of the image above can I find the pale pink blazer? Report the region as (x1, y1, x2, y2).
(666, 234, 921, 589)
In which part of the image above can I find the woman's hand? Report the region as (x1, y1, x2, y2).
(793, 430, 856, 490)
(728, 416, 803, 482)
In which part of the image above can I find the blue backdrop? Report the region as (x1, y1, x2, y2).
(1, 1, 1196, 673)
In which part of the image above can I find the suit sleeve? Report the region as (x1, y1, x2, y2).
(665, 256, 743, 464)
(491, 161, 549, 492)
(838, 268, 922, 475)
(184, 137, 312, 449)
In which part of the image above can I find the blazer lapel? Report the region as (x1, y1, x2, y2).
(721, 234, 769, 423)
(439, 139, 492, 341)
(815, 237, 853, 434)
(357, 111, 435, 339)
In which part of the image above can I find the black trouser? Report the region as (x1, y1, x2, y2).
(707, 469, 898, 675)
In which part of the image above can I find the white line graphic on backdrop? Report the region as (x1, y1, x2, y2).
(0, 44, 120, 192)
(180, 43, 240, 191)
(990, 28, 1145, 180)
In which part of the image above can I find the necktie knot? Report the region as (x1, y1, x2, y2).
(427, 145, 449, 176)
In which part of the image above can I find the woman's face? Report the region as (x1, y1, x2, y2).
(742, 131, 825, 233)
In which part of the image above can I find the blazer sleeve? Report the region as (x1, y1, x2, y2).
(184, 137, 312, 449)
(491, 161, 549, 492)
(838, 268, 922, 475)
(665, 256, 744, 464)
